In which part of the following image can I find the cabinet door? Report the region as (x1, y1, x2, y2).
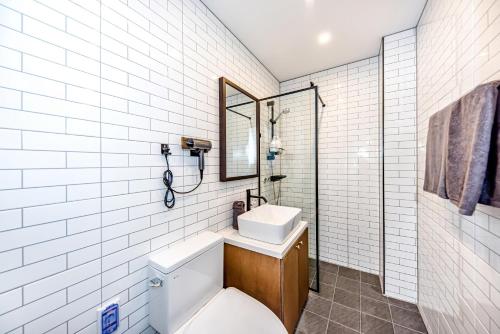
(224, 244, 282, 317)
(297, 229, 309, 310)
(282, 245, 299, 333)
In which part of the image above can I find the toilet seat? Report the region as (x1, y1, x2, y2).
(180, 287, 287, 334)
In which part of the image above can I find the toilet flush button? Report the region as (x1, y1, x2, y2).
(149, 277, 163, 287)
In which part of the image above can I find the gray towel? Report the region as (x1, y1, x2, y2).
(479, 82, 500, 207)
(447, 82, 500, 215)
(423, 106, 451, 199)
(424, 81, 500, 215)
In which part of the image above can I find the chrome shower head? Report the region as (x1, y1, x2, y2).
(274, 108, 290, 122)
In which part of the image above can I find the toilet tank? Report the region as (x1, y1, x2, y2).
(148, 231, 224, 334)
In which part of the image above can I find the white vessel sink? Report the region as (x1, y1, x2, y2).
(237, 204, 302, 244)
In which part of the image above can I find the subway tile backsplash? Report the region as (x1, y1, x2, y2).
(0, 0, 278, 332)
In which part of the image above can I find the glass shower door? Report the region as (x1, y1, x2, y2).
(259, 85, 319, 292)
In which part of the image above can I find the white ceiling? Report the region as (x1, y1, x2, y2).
(203, 0, 426, 81)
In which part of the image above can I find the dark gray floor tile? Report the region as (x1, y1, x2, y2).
(388, 298, 419, 313)
(313, 282, 335, 300)
(330, 302, 361, 331)
(305, 292, 332, 318)
(361, 272, 381, 288)
(297, 310, 329, 334)
(320, 261, 339, 274)
(336, 276, 360, 294)
(339, 266, 361, 280)
(310, 269, 317, 284)
(361, 296, 391, 321)
(301, 266, 428, 334)
(334, 288, 360, 310)
(390, 306, 427, 333)
(361, 313, 394, 334)
(394, 325, 422, 334)
(360, 283, 387, 302)
(327, 321, 360, 334)
(319, 271, 337, 286)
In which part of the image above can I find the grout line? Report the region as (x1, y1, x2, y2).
(388, 295, 395, 334)
(330, 320, 361, 333)
(304, 302, 408, 333)
(324, 273, 334, 334)
(302, 308, 329, 321)
(327, 264, 340, 332)
(98, 0, 103, 310)
(359, 275, 362, 332)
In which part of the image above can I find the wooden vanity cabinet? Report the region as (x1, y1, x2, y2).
(224, 228, 309, 334)
(296, 229, 310, 319)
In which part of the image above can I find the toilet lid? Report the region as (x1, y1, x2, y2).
(183, 287, 287, 334)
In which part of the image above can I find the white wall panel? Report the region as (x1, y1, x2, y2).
(0, 1, 278, 333)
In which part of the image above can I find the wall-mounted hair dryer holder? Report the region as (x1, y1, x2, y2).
(180, 137, 212, 171)
(161, 137, 212, 209)
(160, 143, 171, 156)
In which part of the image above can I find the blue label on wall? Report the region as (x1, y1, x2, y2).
(101, 303, 119, 334)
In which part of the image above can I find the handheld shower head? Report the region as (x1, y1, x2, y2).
(274, 108, 290, 122)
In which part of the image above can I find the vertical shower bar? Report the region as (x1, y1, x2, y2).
(379, 38, 386, 294)
(314, 86, 320, 293)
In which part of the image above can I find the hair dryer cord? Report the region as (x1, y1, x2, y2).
(163, 154, 204, 208)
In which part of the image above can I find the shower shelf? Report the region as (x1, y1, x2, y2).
(269, 175, 286, 182)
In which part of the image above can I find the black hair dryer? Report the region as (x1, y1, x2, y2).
(181, 137, 212, 172)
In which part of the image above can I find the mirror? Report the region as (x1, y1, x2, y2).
(219, 77, 260, 181)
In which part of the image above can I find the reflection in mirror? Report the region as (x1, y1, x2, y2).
(225, 85, 257, 178)
(219, 77, 259, 182)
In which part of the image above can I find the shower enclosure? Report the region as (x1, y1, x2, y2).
(258, 83, 324, 292)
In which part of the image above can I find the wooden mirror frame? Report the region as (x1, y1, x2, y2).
(219, 77, 260, 182)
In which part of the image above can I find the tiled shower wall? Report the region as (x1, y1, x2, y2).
(383, 29, 418, 303)
(417, 0, 500, 333)
(279, 57, 380, 274)
(0, 0, 278, 333)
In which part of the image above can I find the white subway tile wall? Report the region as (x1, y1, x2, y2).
(0, 0, 278, 333)
(383, 29, 418, 303)
(417, 0, 500, 333)
(279, 57, 380, 274)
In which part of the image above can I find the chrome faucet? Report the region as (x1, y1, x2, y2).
(246, 188, 268, 211)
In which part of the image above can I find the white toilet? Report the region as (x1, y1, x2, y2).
(148, 231, 288, 334)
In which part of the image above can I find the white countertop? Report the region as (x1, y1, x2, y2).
(218, 221, 308, 259)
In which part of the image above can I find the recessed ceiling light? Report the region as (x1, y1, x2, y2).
(304, 0, 314, 7)
(317, 32, 331, 45)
